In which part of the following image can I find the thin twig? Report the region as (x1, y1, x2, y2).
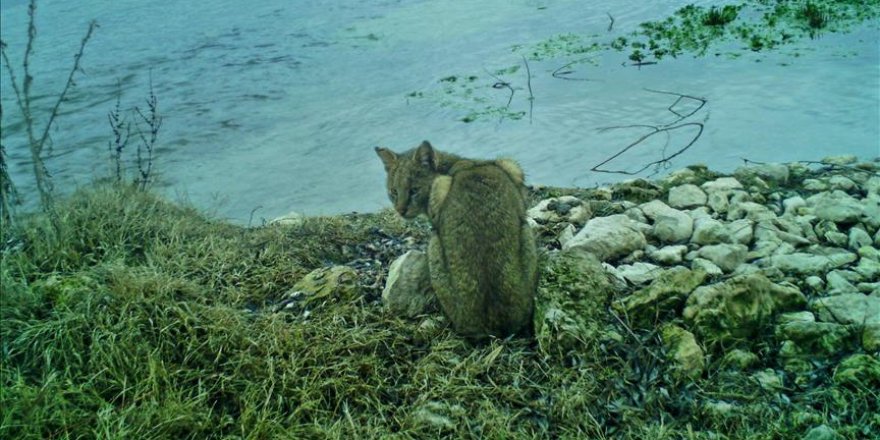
(607, 13, 615, 32)
(36, 20, 98, 161)
(522, 55, 534, 124)
(592, 122, 704, 175)
(483, 67, 515, 124)
(551, 57, 599, 81)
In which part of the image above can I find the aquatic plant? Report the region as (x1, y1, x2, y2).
(702, 5, 739, 26)
(800, 2, 830, 37)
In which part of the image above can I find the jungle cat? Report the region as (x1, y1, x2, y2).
(375, 141, 537, 339)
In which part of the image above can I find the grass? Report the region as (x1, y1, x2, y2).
(0, 182, 877, 439)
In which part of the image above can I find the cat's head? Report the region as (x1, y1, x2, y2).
(375, 140, 439, 219)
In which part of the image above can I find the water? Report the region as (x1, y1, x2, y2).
(2, 0, 878, 223)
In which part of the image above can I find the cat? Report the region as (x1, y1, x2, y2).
(376, 141, 537, 339)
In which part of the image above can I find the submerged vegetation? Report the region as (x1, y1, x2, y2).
(408, 0, 880, 124)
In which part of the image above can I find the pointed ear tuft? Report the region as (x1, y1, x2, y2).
(375, 147, 397, 172)
(415, 141, 437, 170)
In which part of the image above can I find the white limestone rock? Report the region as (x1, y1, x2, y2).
(697, 243, 748, 273)
(563, 215, 648, 261)
(691, 217, 731, 245)
(648, 245, 689, 265)
(692, 258, 724, 276)
(707, 191, 730, 214)
(640, 200, 694, 244)
(616, 262, 663, 285)
(806, 191, 864, 224)
(668, 184, 707, 209)
(812, 293, 880, 325)
(382, 251, 436, 317)
(761, 252, 858, 275)
(782, 196, 807, 216)
(849, 228, 874, 251)
(701, 177, 743, 193)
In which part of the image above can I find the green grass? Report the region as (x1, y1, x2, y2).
(1, 183, 876, 438)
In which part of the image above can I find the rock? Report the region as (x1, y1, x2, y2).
(812, 293, 880, 325)
(791, 215, 820, 243)
(640, 200, 693, 244)
(862, 194, 880, 230)
(558, 224, 576, 247)
(721, 349, 759, 370)
(859, 246, 880, 261)
(866, 176, 880, 195)
(833, 354, 880, 387)
(777, 311, 815, 324)
(701, 177, 743, 193)
(823, 231, 848, 247)
(691, 217, 731, 245)
(807, 191, 863, 223)
(859, 282, 880, 295)
(661, 324, 705, 380)
(803, 179, 828, 192)
(803, 424, 841, 440)
(726, 219, 754, 246)
(760, 252, 857, 275)
(863, 324, 880, 352)
(826, 270, 859, 295)
(270, 211, 306, 226)
(648, 245, 688, 265)
(854, 257, 880, 280)
(683, 274, 806, 346)
(814, 220, 839, 239)
(828, 175, 856, 192)
(752, 369, 784, 391)
(727, 202, 776, 222)
(668, 184, 707, 209)
(821, 155, 857, 166)
(707, 191, 729, 214)
(535, 250, 617, 358)
(624, 207, 648, 224)
(382, 251, 436, 317)
(692, 258, 724, 277)
(528, 196, 592, 225)
(614, 268, 706, 326)
(805, 276, 824, 292)
(615, 262, 662, 285)
(697, 243, 748, 273)
(749, 239, 781, 260)
(776, 321, 854, 356)
(735, 163, 789, 183)
(292, 265, 359, 304)
(782, 196, 806, 216)
(563, 215, 648, 261)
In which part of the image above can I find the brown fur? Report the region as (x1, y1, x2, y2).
(375, 141, 537, 339)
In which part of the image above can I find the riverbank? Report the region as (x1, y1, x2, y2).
(1, 156, 878, 438)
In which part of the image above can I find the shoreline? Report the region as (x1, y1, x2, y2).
(2, 154, 878, 438)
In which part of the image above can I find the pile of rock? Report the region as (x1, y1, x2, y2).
(529, 155, 879, 381)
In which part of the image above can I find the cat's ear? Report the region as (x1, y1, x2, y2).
(415, 140, 437, 170)
(375, 147, 397, 172)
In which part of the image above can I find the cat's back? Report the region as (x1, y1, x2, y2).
(436, 160, 525, 230)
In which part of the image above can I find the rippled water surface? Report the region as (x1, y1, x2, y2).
(2, 0, 878, 222)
